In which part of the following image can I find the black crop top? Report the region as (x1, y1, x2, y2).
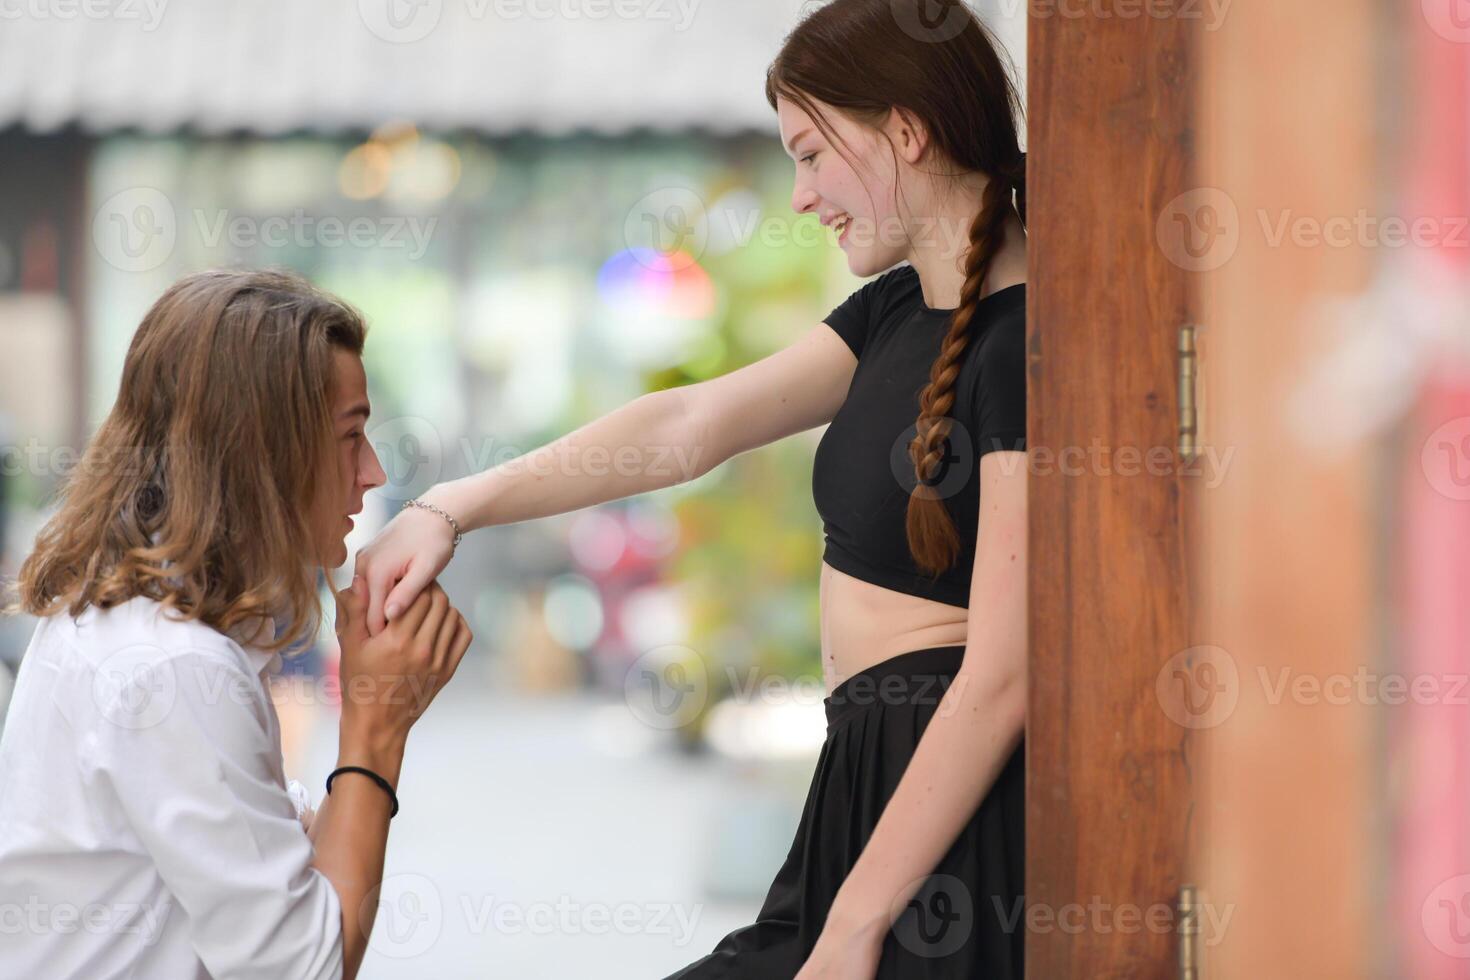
(813, 263, 1026, 608)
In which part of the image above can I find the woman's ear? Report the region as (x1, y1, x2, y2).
(887, 106, 930, 165)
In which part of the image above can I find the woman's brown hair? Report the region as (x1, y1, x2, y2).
(766, 0, 1026, 576)
(10, 268, 366, 653)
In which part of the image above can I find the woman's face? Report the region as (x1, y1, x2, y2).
(777, 95, 911, 278)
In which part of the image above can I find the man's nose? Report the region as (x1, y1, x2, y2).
(361, 440, 387, 491)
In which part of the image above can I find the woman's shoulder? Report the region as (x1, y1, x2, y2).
(973, 283, 1026, 349)
(822, 264, 923, 358)
(961, 283, 1027, 400)
(868, 262, 924, 308)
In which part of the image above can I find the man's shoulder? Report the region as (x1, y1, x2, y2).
(16, 597, 265, 745)
(51, 596, 250, 673)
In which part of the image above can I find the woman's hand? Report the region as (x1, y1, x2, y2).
(355, 500, 458, 636)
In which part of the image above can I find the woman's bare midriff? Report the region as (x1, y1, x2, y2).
(818, 561, 969, 690)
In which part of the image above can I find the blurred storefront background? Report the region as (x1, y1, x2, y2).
(0, 2, 1027, 975)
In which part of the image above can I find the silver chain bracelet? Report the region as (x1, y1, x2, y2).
(403, 498, 463, 551)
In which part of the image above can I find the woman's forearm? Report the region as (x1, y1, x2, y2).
(355, 388, 715, 632)
(425, 386, 713, 531)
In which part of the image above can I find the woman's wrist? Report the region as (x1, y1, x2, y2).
(824, 887, 892, 944)
(403, 497, 463, 550)
(421, 477, 483, 535)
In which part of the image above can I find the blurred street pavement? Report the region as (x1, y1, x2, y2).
(300, 668, 779, 979)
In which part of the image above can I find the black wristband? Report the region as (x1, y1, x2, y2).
(325, 765, 400, 818)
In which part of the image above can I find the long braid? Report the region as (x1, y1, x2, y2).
(905, 161, 1023, 576)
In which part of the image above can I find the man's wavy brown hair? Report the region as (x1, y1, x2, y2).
(9, 268, 366, 653)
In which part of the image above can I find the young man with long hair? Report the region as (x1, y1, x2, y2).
(0, 269, 473, 979)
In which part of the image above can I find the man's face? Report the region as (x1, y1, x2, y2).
(316, 349, 385, 568)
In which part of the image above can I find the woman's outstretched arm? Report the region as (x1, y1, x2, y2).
(356, 321, 858, 634)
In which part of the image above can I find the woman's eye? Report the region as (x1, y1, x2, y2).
(800, 153, 816, 166)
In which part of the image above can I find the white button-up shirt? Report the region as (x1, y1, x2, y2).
(0, 596, 344, 979)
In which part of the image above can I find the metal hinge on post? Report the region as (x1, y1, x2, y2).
(1178, 325, 1199, 461)
(1178, 883, 1200, 980)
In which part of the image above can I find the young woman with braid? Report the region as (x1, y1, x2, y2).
(357, 1, 1027, 976)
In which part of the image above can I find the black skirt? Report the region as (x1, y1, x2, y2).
(664, 645, 1025, 979)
